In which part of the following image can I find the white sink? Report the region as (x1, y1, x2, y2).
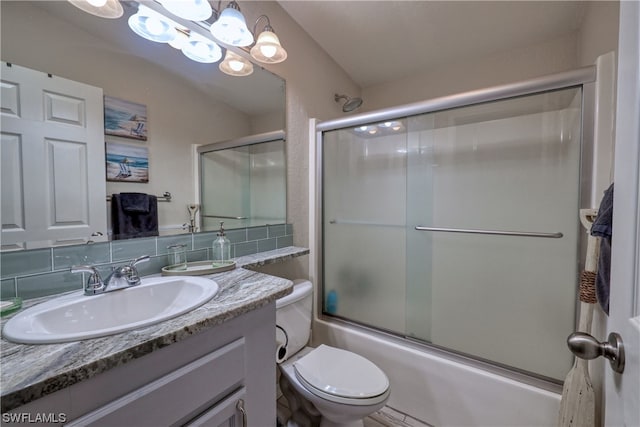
(2, 276, 219, 344)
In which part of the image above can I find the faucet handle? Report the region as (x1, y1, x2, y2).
(124, 255, 150, 286)
(130, 255, 150, 267)
(71, 265, 105, 295)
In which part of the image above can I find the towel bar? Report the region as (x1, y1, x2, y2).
(202, 214, 248, 220)
(106, 192, 172, 202)
(329, 219, 403, 228)
(415, 226, 563, 238)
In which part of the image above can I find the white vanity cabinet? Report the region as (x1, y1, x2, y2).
(6, 303, 276, 427)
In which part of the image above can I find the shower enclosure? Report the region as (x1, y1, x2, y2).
(317, 69, 595, 382)
(198, 131, 286, 231)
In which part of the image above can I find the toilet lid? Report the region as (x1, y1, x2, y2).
(293, 345, 389, 399)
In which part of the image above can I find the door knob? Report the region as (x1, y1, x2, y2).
(567, 331, 625, 373)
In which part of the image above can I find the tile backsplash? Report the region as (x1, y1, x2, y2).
(1, 224, 293, 300)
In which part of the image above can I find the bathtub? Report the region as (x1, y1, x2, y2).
(313, 318, 561, 427)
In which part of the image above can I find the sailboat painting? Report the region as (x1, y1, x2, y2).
(104, 96, 148, 141)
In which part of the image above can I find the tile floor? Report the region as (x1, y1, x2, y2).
(365, 406, 432, 427)
(277, 396, 432, 427)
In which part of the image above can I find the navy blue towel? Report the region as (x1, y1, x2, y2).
(119, 192, 151, 213)
(111, 193, 158, 240)
(591, 183, 614, 315)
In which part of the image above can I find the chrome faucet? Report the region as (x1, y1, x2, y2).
(71, 255, 150, 296)
(103, 255, 150, 291)
(70, 265, 105, 295)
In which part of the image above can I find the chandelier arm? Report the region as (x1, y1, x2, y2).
(252, 15, 272, 37)
(209, 0, 222, 20)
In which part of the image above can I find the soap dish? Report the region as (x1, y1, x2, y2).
(161, 260, 236, 276)
(0, 298, 22, 317)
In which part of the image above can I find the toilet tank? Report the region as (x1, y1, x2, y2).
(276, 280, 313, 361)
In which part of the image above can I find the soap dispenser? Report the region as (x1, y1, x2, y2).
(212, 221, 231, 266)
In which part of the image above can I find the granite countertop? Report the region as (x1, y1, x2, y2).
(0, 246, 309, 413)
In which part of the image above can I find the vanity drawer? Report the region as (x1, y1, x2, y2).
(67, 338, 245, 426)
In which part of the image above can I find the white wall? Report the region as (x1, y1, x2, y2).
(237, 2, 361, 279)
(1, 2, 252, 233)
(359, 1, 619, 113)
(578, 1, 620, 66)
(361, 33, 579, 112)
(251, 111, 286, 135)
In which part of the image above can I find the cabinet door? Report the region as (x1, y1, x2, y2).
(1, 62, 107, 250)
(67, 338, 245, 427)
(185, 388, 247, 427)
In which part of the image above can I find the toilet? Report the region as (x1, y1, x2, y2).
(276, 280, 390, 427)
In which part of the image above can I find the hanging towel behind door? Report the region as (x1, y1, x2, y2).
(112, 193, 159, 240)
(591, 183, 614, 315)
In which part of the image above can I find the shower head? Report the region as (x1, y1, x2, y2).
(335, 93, 363, 112)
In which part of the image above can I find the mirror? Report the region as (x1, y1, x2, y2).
(0, 1, 286, 249)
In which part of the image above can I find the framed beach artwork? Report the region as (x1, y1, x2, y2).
(104, 96, 147, 141)
(106, 141, 149, 183)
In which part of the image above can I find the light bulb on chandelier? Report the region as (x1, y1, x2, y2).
(250, 15, 287, 64)
(219, 50, 253, 76)
(71, 1, 287, 74)
(86, 0, 107, 7)
(67, 0, 123, 18)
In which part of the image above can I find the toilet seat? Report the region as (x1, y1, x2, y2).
(293, 345, 389, 406)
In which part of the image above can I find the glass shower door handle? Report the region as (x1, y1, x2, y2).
(567, 332, 625, 373)
(202, 214, 248, 220)
(414, 226, 563, 239)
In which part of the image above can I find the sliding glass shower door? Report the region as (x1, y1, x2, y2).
(322, 87, 583, 381)
(199, 136, 285, 230)
(323, 120, 409, 333)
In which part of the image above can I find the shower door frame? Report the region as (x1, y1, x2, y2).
(314, 65, 599, 386)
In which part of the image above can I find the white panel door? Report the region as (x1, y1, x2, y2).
(0, 133, 25, 236)
(0, 62, 107, 249)
(605, 2, 640, 426)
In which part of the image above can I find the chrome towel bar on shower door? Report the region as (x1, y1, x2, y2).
(202, 214, 248, 220)
(329, 220, 563, 238)
(414, 226, 563, 239)
(329, 219, 404, 228)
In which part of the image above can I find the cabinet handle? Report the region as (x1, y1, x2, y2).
(236, 399, 247, 427)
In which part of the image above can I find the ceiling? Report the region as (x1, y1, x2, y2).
(278, 1, 587, 88)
